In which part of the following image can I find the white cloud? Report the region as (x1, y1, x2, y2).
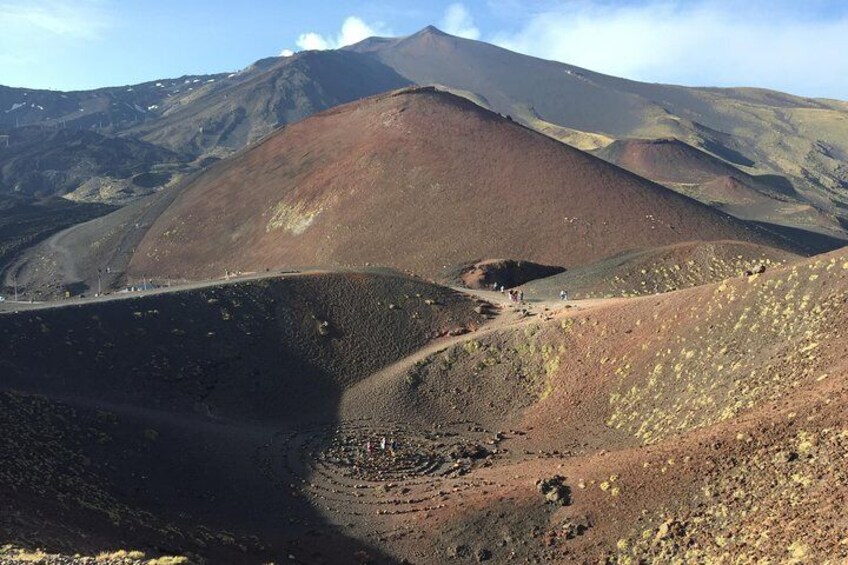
(0, 0, 110, 39)
(296, 32, 331, 51)
(279, 48, 295, 57)
(441, 3, 480, 40)
(338, 16, 383, 46)
(295, 16, 390, 51)
(491, 1, 848, 98)
(0, 0, 112, 88)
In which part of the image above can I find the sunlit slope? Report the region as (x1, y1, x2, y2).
(351, 27, 848, 234)
(129, 88, 794, 280)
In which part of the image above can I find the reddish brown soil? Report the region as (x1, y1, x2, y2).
(595, 138, 746, 185)
(4, 247, 846, 563)
(521, 239, 800, 299)
(333, 247, 848, 562)
(593, 138, 847, 236)
(129, 88, 797, 281)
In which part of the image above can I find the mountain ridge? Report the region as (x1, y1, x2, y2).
(348, 26, 848, 236)
(127, 86, 805, 281)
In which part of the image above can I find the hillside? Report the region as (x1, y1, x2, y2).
(1, 51, 408, 158)
(0, 73, 229, 133)
(3, 240, 846, 563)
(336, 246, 848, 563)
(594, 138, 842, 232)
(597, 138, 764, 184)
(129, 50, 411, 157)
(0, 51, 409, 204)
(0, 195, 113, 285)
(128, 87, 798, 281)
(350, 27, 848, 235)
(2, 174, 196, 301)
(4, 27, 848, 228)
(0, 270, 485, 562)
(519, 240, 800, 299)
(0, 128, 185, 202)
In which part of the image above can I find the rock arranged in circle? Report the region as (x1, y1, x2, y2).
(263, 419, 505, 526)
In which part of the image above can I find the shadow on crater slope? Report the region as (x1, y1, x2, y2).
(0, 270, 485, 563)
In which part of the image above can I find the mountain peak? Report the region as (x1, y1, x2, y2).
(415, 25, 448, 37)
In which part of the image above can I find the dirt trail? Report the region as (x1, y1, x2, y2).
(341, 290, 625, 417)
(5, 178, 188, 299)
(0, 268, 323, 314)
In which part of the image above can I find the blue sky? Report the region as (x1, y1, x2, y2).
(2, 1, 848, 99)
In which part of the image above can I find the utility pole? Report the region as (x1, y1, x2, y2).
(97, 268, 102, 296)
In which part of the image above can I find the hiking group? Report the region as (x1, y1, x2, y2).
(366, 436, 398, 456)
(492, 282, 525, 303)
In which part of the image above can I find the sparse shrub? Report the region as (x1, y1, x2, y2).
(96, 549, 146, 561)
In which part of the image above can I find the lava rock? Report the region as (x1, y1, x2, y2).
(561, 517, 590, 539)
(536, 475, 571, 506)
(476, 547, 492, 562)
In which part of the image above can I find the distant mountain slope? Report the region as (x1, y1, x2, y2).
(593, 138, 843, 232)
(3, 25, 847, 230)
(1, 50, 410, 159)
(0, 51, 410, 203)
(128, 50, 411, 157)
(595, 138, 775, 186)
(349, 27, 848, 235)
(0, 72, 230, 132)
(129, 87, 800, 281)
(0, 128, 183, 201)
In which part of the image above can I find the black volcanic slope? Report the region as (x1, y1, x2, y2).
(130, 50, 412, 157)
(0, 195, 113, 281)
(0, 128, 182, 198)
(0, 271, 483, 562)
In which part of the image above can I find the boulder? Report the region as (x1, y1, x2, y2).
(536, 475, 571, 506)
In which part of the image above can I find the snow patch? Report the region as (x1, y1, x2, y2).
(5, 102, 25, 113)
(564, 69, 588, 82)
